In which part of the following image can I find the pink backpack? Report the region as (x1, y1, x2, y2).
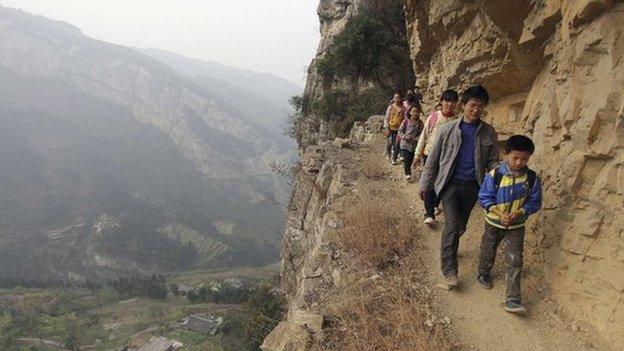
(427, 111, 439, 133)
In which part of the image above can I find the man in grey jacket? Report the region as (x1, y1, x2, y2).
(418, 85, 500, 289)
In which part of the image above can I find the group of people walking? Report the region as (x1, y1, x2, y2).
(382, 85, 543, 314)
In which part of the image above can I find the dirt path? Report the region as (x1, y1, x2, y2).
(370, 135, 606, 351)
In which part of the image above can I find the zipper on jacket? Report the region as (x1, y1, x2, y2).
(507, 175, 515, 214)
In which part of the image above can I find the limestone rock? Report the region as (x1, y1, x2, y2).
(404, 0, 624, 345)
(261, 321, 313, 351)
(332, 138, 351, 149)
(297, 1, 413, 150)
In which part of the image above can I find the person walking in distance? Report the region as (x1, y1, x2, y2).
(414, 89, 459, 225)
(383, 91, 406, 164)
(418, 85, 500, 289)
(398, 104, 424, 181)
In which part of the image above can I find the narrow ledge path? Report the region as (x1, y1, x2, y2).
(368, 132, 607, 351)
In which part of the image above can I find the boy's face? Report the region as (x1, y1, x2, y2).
(441, 99, 458, 114)
(505, 150, 531, 171)
(463, 98, 486, 122)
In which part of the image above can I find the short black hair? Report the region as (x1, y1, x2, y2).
(440, 89, 459, 102)
(406, 92, 416, 103)
(461, 85, 490, 105)
(505, 135, 535, 154)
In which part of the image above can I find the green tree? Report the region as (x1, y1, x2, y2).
(315, 0, 412, 90)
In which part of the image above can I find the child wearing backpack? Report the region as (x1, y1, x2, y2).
(414, 89, 459, 225)
(477, 135, 542, 315)
(398, 104, 424, 181)
(383, 92, 406, 164)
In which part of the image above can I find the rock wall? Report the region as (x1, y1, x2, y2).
(297, 0, 413, 149)
(299, 0, 364, 149)
(404, 0, 624, 344)
(261, 134, 363, 350)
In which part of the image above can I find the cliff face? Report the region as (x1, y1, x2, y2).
(268, 0, 624, 349)
(405, 0, 624, 344)
(261, 142, 345, 350)
(298, 0, 364, 148)
(296, 0, 414, 149)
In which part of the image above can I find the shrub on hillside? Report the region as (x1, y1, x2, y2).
(243, 285, 285, 350)
(286, 86, 388, 141)
(325, 192, 452, 350)
(323, 270, 451, 350)
(338, 198, 415, 269)
(315, 1, 412, 89)
(110, 274, 168, 300)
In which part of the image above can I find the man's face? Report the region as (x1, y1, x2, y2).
(505, 150, 531, 171)
(441, 100, 458, 114)
(463, 98, 486, 122)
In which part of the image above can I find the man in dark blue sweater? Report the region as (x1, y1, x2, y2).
(419, 85, 500, 289)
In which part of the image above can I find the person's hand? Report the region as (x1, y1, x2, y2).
(418, 190, 425, 201)
(413, 157, 421, 168)
(511, 210, 524, 219)
(509, 210, 524, 221)
(491, 207, 510, 227)
(501, 213, 514, 227)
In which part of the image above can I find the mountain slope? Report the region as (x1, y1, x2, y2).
(0, 6, 290, 280)
(189, 73, 291, 133)
(141, 48, 302, 108)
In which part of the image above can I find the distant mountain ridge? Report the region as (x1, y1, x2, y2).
(141, 48, 302, 108)
(0, 6, 292, 281)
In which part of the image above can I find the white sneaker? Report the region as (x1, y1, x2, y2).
(424, 217, 435, 226)
(435, 207, 443, 216)
(392, 160, 398, 165)
(406, 175, 412, 181)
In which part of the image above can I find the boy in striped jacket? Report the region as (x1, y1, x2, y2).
(477, 135, 542, 315)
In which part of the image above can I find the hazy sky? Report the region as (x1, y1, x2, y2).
(2, 0, 321, 86)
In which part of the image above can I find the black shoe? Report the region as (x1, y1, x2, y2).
(477, 274, 492, 290)
(505, 301, 527, 315)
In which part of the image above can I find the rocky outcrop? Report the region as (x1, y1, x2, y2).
(261, 143, 346, 350)
(297, 0, 413, 149)
(405, 0, 624, 344)
(297, 0, 364, 149)
(261, 116, 382, 351)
